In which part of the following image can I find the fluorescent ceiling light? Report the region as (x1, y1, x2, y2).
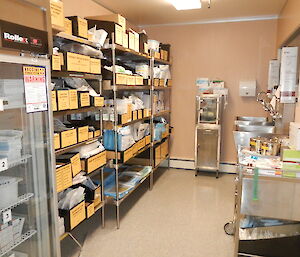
(167, 0, 202, 10)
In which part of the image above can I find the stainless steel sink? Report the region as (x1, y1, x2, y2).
(235, 124, 275, 133)
(233, 116, 275, 151)
(236, 116, 268, 122)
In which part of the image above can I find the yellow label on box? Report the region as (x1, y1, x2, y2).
(87, 151, 106, 173)
(135, 76, 144, 85)
(50, 0, 64, 28)
(93, 96, 104, 107)
(88, 131, 94, 139)
(64, 18, 72, 35)
(77, 17, 88, 39)
(127, 75, 136, 85)
(123, 147, 133, 162)
(54, 133, 60, 150)
(67, 52, 90, 73)
(57, 90, 70, 111)
(115, 24, 123, 45)
(86, 203, 95, 218)
(128, 32, 135, 50)
(80, 92, 90, 107)
(70, 153, 81, 177)
(51, 91, 57, 111)
(94, 130, 101, 137)
(52, 55, 61, 71)
(123, 33, 128, 48)
(146, 135, 151, 145)
(78, 126, 89, 143)
(116, 74, 127, 85)
(56, 163, 72, 192)
(69, 90, 78, 110)
(61, 129, 77, 148)
(70, 201, 86, 230)
(90, 58, 101, 74)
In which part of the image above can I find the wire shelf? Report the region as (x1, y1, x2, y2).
(0, 230, 37, 256)
(7, 155, 32, 169)
(0, 193, 34, 213)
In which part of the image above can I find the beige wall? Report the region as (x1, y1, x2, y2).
(146, 20, 278, 163)
(277, 0, 300, 47)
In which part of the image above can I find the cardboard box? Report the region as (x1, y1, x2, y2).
(88, 131, 94, 139)
(78, 91, 90, 107)
(137, 109, 143, 119)
(282, 149, 300, 162)
(145, 135, 151, 145)
(81, 150, 107, 174)
(60, 129, 77, 148)
(56, 153, 82, 177)
(161, 138, 169, 159)
(134, 32, 139, 52)
(64, 18, 72, 35)
(123, 32, 128, 48)
(86, 14, 126, 31)
(139, 32, 148, 54)
(56, 163, 72, 192)
(86, 202, 95, 218)
(52, 55, 61, 71)
(77, 126, 89, 143)
(155, 145, 161, 167)
(132, 110, 138, 120)
(161, 44, 171, 61)
(94, 130, 101, 137)
(56, 90, 70, 111)
(82, 184, 101, 203)
(67, 16, 88, 39)
(87, 20, 123, 45)
(135, 76, 144, 85)
(50, 0, 64, 29)
(68, 89, 79, 110)
(54, 133, 60, 150)
(107, 145, 135, 163)
(143, 109, 151, 117)
(90, 58, 101, 74)
(159, 79, 165, 87)
(118, 113, 131, 124)
(52, 91, 58, 111)
(137, 137, 146, 150)
(154, 78, 159, 87)
(128, 31, 135, 50)
(91, 96, 104, 107)
(154, 52, 160, 59)
(59, 201, 86, 231)
(65, 52, 91, 73)
(132, 142, 139, 155)
(116, 74, 128, 85)
(167, 79, 172, 87)
(93, 187, 101, 206)
(127, 75, 136, 86)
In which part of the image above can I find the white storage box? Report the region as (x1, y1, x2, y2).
(0, 130, 23, 162)
(0, 177, 21, 208)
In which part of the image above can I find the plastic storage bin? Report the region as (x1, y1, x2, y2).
(0, 130, 23, 162)
(0, 177, 21, 208)
(0, 79, 25, 109)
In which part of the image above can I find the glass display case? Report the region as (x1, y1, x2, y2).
(0, 54, 59, 257)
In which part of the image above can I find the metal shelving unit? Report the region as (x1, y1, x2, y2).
(51, 32, 105, 251)
(102, 35, 172, 228)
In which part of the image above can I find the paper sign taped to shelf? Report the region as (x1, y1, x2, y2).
(0, 99, 3, 111)
(2, 210, 12, 224)
(23, 66, 48, 113)
(0, 158, 8, 172)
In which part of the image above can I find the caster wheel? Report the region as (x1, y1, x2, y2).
(224, 221, 235, 236)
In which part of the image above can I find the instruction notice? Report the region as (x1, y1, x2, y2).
(23, 65, 48, 113)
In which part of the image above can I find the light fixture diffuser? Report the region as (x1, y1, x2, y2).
(167, 0, 202, 10)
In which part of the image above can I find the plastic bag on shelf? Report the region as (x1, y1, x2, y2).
(72, 172, 87, 185)
(60, 43, 101, 58)
(71, 141, 104, 159)
(63, 78, 100, 97)
(89, 26, 108, 47)
(103, 126, 135, 151)
(58, 187, 85, 210)
(132, 123, 149, 141)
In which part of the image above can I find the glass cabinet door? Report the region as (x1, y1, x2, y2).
(197, 96, 219, 123)
(0, 55, 59, 257)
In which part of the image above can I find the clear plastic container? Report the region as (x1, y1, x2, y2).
(0, 177, 21, 208)
(0, 130, 23, 152)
